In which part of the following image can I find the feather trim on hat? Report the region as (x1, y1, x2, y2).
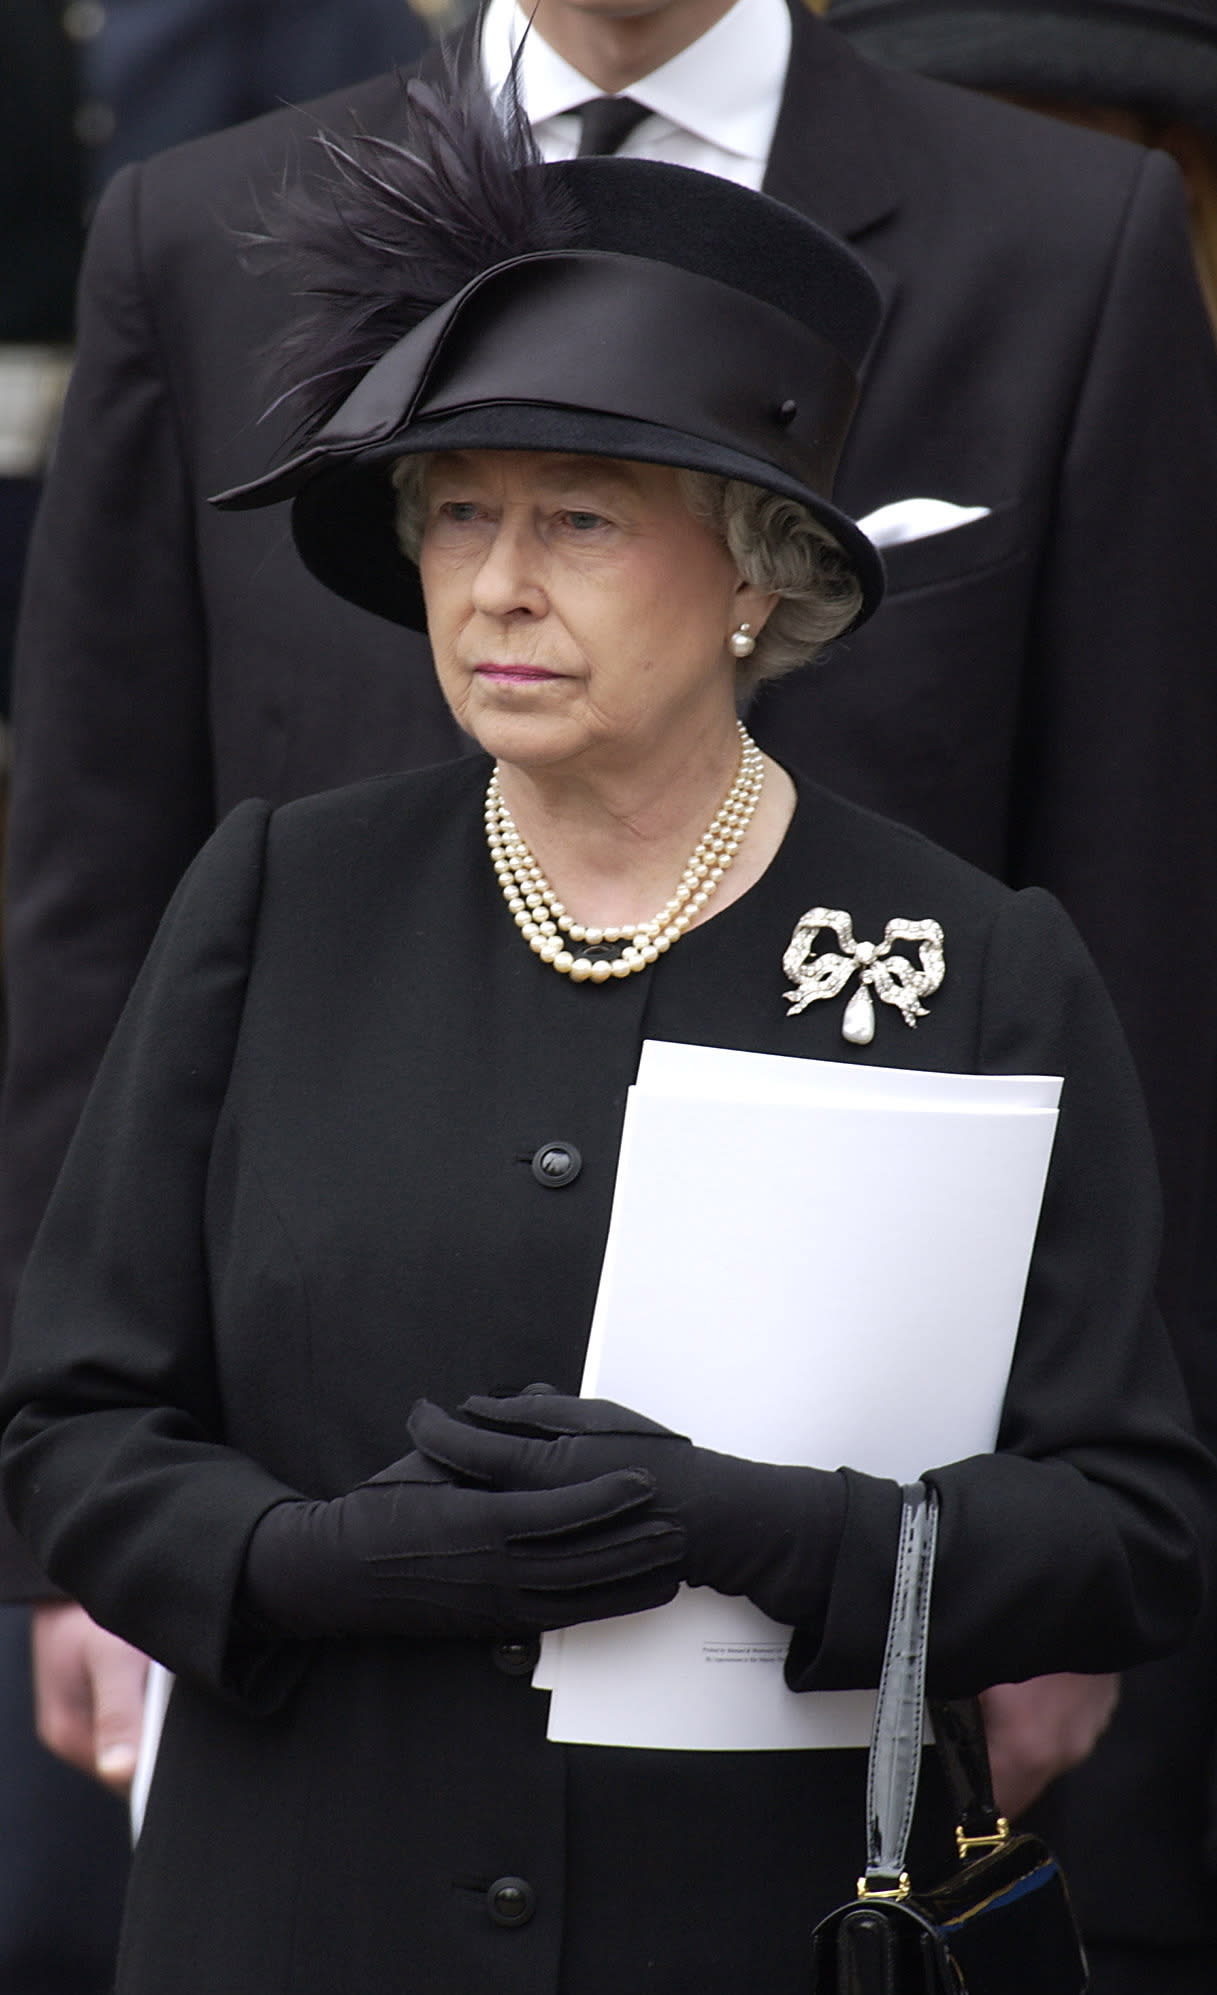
(244, 47, 586, 438)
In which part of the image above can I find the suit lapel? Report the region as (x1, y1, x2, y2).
(763, 3, 899, 236)
(763, 3, 901, 346)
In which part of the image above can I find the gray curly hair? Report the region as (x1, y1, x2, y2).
(391, 456, 863, 691)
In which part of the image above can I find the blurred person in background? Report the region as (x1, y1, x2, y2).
(69, 0, 433, 194)
(1, 10, 430, 1992)
(0, 13, 131, 1990)
(823, 7, 1217, 1987)
(827, 0, 1217, 330)
(0, 0, 79, 717)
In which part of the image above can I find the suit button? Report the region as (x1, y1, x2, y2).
(487, 1876, 537, 1927)
(530, 1142, 582, 1187)
(492, 1637, 540, 1677)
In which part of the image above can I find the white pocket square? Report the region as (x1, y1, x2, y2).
(857, 498, 991, 549)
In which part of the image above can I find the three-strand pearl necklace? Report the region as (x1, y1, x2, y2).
(485, 721, 766, 982)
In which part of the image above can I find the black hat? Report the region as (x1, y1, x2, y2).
(215, 71, 886, 630)
(828, 0, 1217, 136)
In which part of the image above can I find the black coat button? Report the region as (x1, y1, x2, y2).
(530, 1142, 582, 1188)
(492, 1637, 540, 1677)
(487, 1876, 537, 1927)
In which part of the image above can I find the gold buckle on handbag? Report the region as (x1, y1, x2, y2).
(856, 1872, 911, 1902)
(955, 1817, 1010, 1858)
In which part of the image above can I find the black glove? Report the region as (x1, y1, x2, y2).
(408, 1394, 847, 1631)
(242, 1447, 685, 1641)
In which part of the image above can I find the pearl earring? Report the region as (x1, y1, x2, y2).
(729, 622, 756, 659)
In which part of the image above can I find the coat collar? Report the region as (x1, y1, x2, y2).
(763, 2, 901, 244)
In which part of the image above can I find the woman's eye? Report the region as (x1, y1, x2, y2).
(436, 501, 482, 524)
(560, 510, 608, 532)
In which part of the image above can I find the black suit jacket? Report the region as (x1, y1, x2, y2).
(4, 1, 1217, 1940)
(0, 761, 1206, 1994)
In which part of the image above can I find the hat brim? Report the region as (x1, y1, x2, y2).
(290, 402, 886, 635)
(833, 5, 1217, 134)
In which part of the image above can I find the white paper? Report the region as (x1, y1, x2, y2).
(130, 1661, 174, 1842)
(635, 1039, 1060, 1114)
(543, 1593, 877, 1751)
(540, 1044, 1060, 1751)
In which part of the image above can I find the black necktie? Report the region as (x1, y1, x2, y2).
(574, 95, 652, 157)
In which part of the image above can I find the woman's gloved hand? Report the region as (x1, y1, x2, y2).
(241, 1447, 685, 1641)
(408, 1393, 847, 1631)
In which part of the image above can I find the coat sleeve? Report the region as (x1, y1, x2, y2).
(0, 800, 308, 1712)
(1011, 147, 1217, 1425)
(0, 158, 216, 1597)
(787, 887, 1212, 1698)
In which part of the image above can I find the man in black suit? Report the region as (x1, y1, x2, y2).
(0, 11, 136, 1992)
(3, 0, 1216, 1985)
(818, 14, 1217, 1986)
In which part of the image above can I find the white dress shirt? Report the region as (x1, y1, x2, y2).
(479, 0, 791, 190)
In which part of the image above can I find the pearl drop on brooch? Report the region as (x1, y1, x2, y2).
(841, 985, 876, 1045)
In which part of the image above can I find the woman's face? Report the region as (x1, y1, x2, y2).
(418, 450, 771, 778)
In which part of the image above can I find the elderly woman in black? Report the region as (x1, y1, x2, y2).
(0, 76, 1207, 1995)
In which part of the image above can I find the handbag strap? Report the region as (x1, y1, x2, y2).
(928, 1695, 1008, 1852)
(861, 1481, 938, 1897)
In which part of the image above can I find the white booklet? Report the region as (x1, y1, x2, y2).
(130, 1658, 174, 1841)
(538, 1041, 1061, 1751)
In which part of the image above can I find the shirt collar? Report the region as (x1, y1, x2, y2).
(480, 0, 790, 166)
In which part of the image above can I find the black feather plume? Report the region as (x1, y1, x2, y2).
(244, 47, 587, 437)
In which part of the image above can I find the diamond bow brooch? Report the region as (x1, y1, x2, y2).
(782, 908, 946, 1043)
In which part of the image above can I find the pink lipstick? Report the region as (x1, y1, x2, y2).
(474, 664, 558, 683)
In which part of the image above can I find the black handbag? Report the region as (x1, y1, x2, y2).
(809, 1483, 1090, 1995)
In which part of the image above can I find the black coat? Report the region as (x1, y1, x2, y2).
(5, 8, 1217, 1430)
(4, 0, 1217, 1945)
(0, 760, 1207, 1994)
